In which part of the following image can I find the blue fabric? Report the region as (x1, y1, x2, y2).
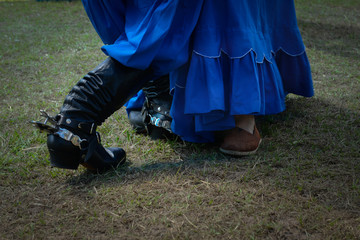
(83, 0, 203, 75)
(123, 90, 145, 116)
(82, 0, 314, 143)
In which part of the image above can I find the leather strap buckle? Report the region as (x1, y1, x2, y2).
(56, 128, 88, 150)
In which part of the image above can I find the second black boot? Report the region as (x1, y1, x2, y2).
(128, 75, 174, 139)
(35, 57, 154, 172)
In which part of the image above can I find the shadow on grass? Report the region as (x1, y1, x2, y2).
(65, 96, 360, 211)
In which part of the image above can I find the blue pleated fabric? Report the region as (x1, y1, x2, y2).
(82, 0, 314, 143)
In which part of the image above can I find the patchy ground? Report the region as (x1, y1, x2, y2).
(0, 0, 359, 239)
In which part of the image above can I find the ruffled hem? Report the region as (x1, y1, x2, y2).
(169, 49, 314, 143)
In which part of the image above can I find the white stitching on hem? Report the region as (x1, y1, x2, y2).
(192, 47, 306, 64)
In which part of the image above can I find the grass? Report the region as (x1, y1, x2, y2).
(0, 0, 359, 239)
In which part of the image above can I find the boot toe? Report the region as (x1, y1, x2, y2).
(82, 146, 126, 172)
(108, 147, 126, 166)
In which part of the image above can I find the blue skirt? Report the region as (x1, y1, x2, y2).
(82, 0, 314, 142)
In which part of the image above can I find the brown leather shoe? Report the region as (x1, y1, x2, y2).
(219, 126, 261, 156)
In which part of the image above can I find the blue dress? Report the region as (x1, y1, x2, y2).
(82, 0, 314, 142)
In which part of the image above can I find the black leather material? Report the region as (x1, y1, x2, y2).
(128, 74, 174, 139)
(60, 57, 154, 126)
(47, 134, 82, 170)
(47, 57, 153, 171)
(129, 110, 147, 133)
(142, 75, 170, 100)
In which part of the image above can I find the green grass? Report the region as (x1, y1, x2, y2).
(1, 1, 359, 239)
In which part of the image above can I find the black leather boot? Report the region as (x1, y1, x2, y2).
(129, 75, 174, 139)
(32, 57, 154, 172)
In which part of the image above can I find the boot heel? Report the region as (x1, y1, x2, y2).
(48, 150, 80, 169)
(47, 134, 81, 170)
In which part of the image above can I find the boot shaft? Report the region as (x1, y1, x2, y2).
(60, 57, 154, 128)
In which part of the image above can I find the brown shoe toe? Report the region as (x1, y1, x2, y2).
(219, 126, 261, 156)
